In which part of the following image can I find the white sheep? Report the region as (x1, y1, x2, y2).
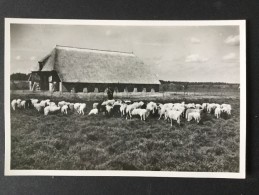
(201, 103, 208, 110)
(114, 99, 123, 106)
(214, 106, 221, 118)
(61, 105, 68, 115)
(48, 102, 56, 107)
(58, 101, 66, 107)
(158, 104, 168, 120)
(44, 105, 61, 115)
(20, 100, 26, 109)
(79, 103, 87, 115)
(166, 109, 182, 126)
(105, 105, 113, 115)
(88, 108, 98, 115)
(173, 105, 185, 118)
(74, 103, 81, 114)
(16, 99, 22, 108)
(125, 104, 138, 119)
(120, 103, 127, 116)
(68, 103, 74, 111)
(186, 103, 195, 109)
(34, 103, 44, 112)
(195, 104, 202, 109)
(185, 108, 202, 119)
(124, 100, 131, 105)
(101, 99, 115, 106)
(187, 112, 201, 124)
(146, 102, 157, 114)
(39, 100, 49, 107)
(132, 101, 144, 109)
(207, 103, 218, 113)
(93, 103, 99, 109)
(31, 99, 39, 105)
(131, 108, 150, 121)
(11, 99, 17, 111)
(221, 104, 232, 116)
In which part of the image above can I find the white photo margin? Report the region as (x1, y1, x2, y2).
(4, 18, 246, 178)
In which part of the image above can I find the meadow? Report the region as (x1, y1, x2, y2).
(10, 93, 240, 172)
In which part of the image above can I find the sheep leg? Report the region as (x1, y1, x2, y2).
(178, 118, 180, 125)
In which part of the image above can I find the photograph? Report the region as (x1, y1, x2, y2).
(5, 19, 246, 178)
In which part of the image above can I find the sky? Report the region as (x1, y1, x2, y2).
(10, 23, 240, 83)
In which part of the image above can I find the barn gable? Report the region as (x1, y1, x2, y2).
(39, 45, 160, 85)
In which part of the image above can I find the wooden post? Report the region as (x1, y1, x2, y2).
(59, 82, 62, 92)
(94, 88, 99, 93)
(29, 81, 32, 91)
(49, 83, 52, 92)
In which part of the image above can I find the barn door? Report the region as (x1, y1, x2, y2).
(40, 75, 49, 90)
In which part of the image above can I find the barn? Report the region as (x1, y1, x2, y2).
(29, 45, 160, 93)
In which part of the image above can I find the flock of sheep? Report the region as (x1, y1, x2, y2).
(11, 98, 232, 126)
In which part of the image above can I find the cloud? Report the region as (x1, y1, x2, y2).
(105, 30, 112, 36)
(190, 37, 201, 44)
(30, 56, 36, 61)
(185, 54, 208, 63)
(224, 35, 239, 46)
(133, 42, 174, 46)
(15, 55, 21, 60)
(222, 52, 237, 61)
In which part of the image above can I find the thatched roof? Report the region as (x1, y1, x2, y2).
(38, 45, 160, 84)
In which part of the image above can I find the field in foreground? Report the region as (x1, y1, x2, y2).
(10, 94, 240, 172)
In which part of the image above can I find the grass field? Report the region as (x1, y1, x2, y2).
(10, 93, 240, 172)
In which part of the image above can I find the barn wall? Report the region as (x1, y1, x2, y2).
(30, 71, 62, 91)
(29, 72, 41, 82)
(39, 72, 51, 90)
(28, 71, 160, 93)
(62, 83, 160, 93)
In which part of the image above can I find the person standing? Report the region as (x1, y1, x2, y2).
(107, 87, 114, 100)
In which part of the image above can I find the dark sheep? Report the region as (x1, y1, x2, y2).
(110, 105, 121, 117)
(140, 103, 147, 109)
(98, 104, 107, 115)
(125, 101, 132, 105)
(25, 99, 33, 108)
(149, 108, 159, 118)
(96, 103, 102, 110)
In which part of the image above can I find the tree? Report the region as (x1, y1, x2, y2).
(176, 84, 183, 91)
(183, 83, 188, 90)
(10, 73, 30, 81)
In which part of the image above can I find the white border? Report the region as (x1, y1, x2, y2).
(4, 18, 246, 178)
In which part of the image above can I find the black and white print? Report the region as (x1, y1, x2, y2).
(5, 19, 246, 178)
